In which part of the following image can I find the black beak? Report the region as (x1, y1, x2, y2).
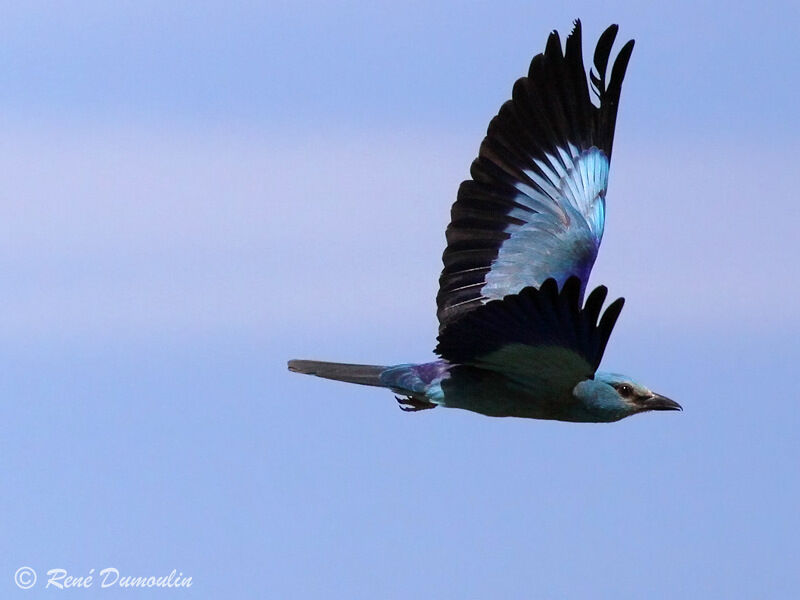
(643, 393, 682, 412)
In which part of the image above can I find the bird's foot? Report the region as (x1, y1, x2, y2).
(395, 395, 436, 412)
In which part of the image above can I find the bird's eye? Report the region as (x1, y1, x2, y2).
(617, 384, 633, 398)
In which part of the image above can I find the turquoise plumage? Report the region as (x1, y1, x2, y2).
(289, 21, 681, 423)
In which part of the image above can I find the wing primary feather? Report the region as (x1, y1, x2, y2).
(593, 296, 625, 364)
(582, 284, 608, 326)
(600, 39, 635, 158)
(592, 24, 619, 94)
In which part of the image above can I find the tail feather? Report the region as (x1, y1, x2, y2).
(288, 359, 387, 387)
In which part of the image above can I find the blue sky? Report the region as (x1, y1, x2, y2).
(1, 1, 798, 598)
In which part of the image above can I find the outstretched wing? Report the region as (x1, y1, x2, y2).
(435, 277, 624, 386)
(436, 21, 634, 330)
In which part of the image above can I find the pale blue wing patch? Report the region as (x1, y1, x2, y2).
(526, 146, 608, 243)
(481, 147, 609, 301)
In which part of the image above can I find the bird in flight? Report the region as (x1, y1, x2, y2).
(289, 21, 681, 423)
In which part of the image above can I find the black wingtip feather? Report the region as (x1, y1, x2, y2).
(608, 39, 635, 102)
(594, 296, 625, 359)
(546, 30, 563, 59)
(598, 297, 625, 332)
(593, 24, 619, 85)
(582, 284, 609, 324)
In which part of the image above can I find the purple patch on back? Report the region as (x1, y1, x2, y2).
(413, 360, 451, 385)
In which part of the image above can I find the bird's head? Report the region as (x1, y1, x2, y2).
(573, 372, 681, 422)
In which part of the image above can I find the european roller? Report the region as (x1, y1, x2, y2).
(289, 21, 681, 423)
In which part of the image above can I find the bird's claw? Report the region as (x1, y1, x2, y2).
(395, 395, 436, 412)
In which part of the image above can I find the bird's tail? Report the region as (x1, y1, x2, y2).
(288, 359, 388, 387)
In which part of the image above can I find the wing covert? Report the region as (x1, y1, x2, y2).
(436, 21, 634, 330)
